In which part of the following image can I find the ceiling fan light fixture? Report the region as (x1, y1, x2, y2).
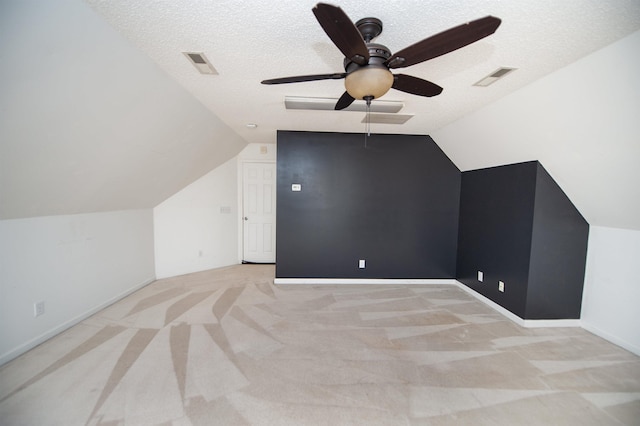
(262, 4, 502, 112)
(344, 67, 394, 100)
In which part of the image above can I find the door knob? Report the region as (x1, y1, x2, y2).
(244, 217, 248, 221)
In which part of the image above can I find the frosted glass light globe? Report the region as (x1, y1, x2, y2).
(344, 67, 394, 100)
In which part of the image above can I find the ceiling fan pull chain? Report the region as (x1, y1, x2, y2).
(365, 95, 373, 142)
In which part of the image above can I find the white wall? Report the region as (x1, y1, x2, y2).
(432, 30, 640, 231)
(153, 143, 277, 279)
(0, 210, 155, 365)
(582, 226, 640, 355)
(0, 0, 246, 220)
(154, 157, 239, 279)
(430, 30, 640, 355)
(237, 143, 277, 162)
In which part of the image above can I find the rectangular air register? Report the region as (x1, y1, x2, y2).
(285, 96, 404, 113)
(183, 52, 218, 75)
(361, 113, 414, 124)
(473, 67, 516, 87)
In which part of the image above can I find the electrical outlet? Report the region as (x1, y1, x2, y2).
(34, 301, 45, 317)
(498, 281, 505, 292)
(358, 259, 366, 269)
(477, 271, 484, 282)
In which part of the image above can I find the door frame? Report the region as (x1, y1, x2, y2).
(237, 159, 276, 264)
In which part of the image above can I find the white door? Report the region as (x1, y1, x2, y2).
(242, 162, 276, 263)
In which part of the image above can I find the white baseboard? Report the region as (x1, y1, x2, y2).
(451, 280, 529, 327)
(273, 278, 458, 285)
(581, 321, 640, 357)
(273, 277, 582, 329)
(521, 319, 582, 328)
(0, 276, 156, 366)
(451, 280, 581, 328)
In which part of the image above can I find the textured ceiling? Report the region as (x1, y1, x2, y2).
(0, 1, 246, 219)
(84, 0, 640, 144)
(2, 1, 639, 226)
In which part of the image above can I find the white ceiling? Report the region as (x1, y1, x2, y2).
(2, 0, 639, 228)
(0, 1, 246, 220)
(84, 0, 640, 143)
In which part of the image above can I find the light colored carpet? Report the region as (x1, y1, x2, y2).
(1, 264, 639, 425)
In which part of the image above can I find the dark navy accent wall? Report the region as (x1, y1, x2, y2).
(456, 161, 589, 320)
(527, 165, 589, 319)
(276, 130, 589, 320)
(276, 130, 461, 279)
(456, 161, 538, 318)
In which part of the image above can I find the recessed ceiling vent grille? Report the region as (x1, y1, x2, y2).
(183, 52, 218, 75)
(285, 96, 403, 113)
(361, 114, 413, 124)
(473, 67, 516, 87)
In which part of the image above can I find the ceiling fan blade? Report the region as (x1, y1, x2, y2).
(386, 16, 501, 69)
(335, 91, 355, 110)
(392, 74, 443, 97)
(313, 3, 369, 66)
(261, 73, 346, 85)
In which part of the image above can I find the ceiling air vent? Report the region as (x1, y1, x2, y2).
(473, 67, 516, 87)
(183, 52, 218, 75)
(361, 114, 413, 124)
(285, 96, 403, 113)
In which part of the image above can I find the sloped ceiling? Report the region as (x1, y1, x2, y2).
(433, 31, 640, 230)
(0, 1, 246, 220)
(1, 1, 639, 229)
(83, 0, 640, 141)
(82, 0, 640, 230)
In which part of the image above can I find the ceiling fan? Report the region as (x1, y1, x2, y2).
(261, 3, 501, 110)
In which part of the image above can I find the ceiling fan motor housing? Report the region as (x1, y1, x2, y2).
(355, 17, 384, 42)
(343, 43, 394, 100)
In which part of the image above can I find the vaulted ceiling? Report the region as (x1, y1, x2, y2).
(1, 1, 640, 229)
(84, 0, 640, 142)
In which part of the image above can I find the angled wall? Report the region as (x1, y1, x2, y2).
(0, 0, 246, 220)
(456, 161, 589, 320)
(432, 31, 639, 348)
(527, 165, 589, 319)
(0, 0, 244, 365)
(276, 131, 461, 279)
(154, 157, 239, 279)
(456, 161, 537, 318)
